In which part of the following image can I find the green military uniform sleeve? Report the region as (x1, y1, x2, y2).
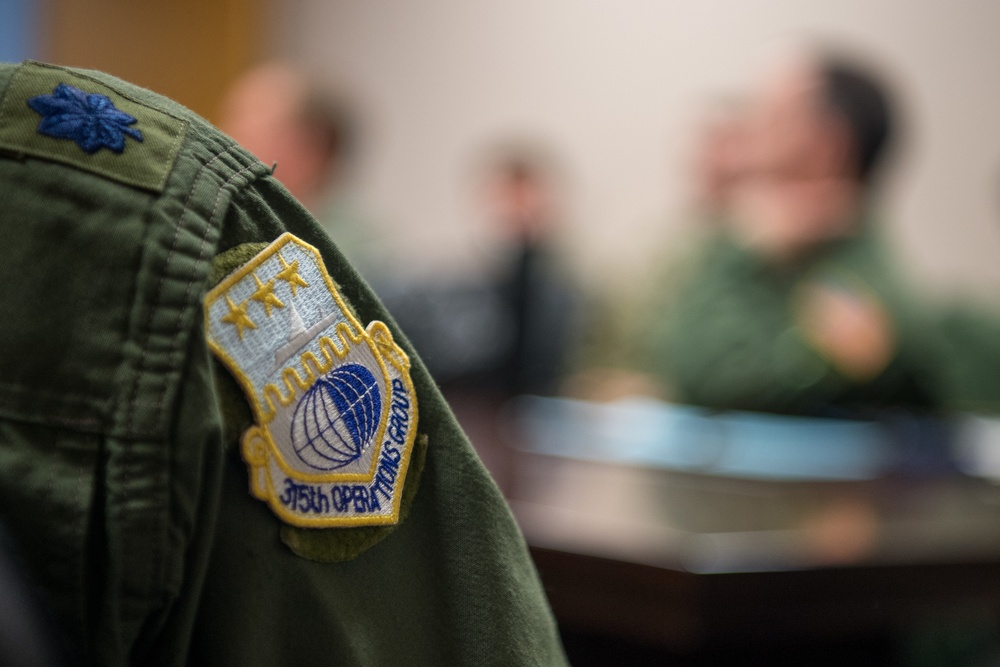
(0, 60, 567, 666)
(193, 177, 567, 666)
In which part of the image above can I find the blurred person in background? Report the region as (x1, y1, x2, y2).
(475, 151, 579, 398)
(646, 47, 943, 416)
(389, 145, 579, 399)
(561, 100, 752, 402)
(219, 62, 381, 280)
(385, 145, 581, 490)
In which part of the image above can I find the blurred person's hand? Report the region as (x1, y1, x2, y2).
(796, 281, 895, 381)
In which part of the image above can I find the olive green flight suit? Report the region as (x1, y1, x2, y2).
(0, 60, 566, 666)
(653, 228, 942, 416)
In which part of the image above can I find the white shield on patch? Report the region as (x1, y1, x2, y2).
(205, 233, 418, 527)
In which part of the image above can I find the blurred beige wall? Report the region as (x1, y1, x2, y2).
(43, 0, 269, 123)
(277, 0, 1000, 303)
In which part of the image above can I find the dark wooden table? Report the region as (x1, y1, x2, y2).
(504, 399, 1000, 661)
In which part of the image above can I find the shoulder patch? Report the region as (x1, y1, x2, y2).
(205, 233, 419, 528)
(0, 61, 187, 192)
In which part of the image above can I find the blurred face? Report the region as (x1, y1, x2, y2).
(727, 58, 863, 259)
(744, 60, 849, 181)
(219, 65, 333, 208)
(488, 167, 553, 241)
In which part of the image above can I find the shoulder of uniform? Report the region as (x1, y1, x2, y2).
(0, 60, 259, 192)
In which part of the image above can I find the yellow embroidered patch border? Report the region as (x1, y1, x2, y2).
(205, 233, 419, 527)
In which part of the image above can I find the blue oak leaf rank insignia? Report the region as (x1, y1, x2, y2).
(27, 82, 143, 154)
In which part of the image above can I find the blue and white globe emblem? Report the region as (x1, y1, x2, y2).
(290, 363, 382, 470)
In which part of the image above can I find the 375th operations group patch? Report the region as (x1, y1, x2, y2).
(205, 233, 418, 528)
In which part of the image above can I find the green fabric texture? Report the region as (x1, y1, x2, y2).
(0, 61, 188, 192)
(0, 60, 567, 667)
(208, 241, 270, 287)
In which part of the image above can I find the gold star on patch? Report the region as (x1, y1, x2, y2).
(250, 273, 285, 317)
(220, 295, 257, 340)
(275, 253, 309, 297)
